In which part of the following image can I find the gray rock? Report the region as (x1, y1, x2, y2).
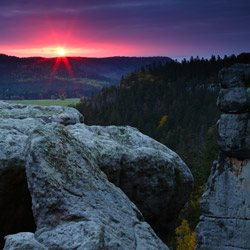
(196, 64, 250, 250)
(0, 117, 42, 167)
(0, 101, 83, 168)
(247, 87, 250, 106)
(196, 157, 250, 250)
(67, 124, 193, 242)
(218, 64, 250, 88)
(25, 123, 169, 250)
(217, 87, 248, 113)
(0, 101, 84, 125)
(218, 113, 250, 158)
(3, 232, 47, 250)
(0, 113, 40, 248)
(0, 101, 194, 249)
(0, 102, 85, 248)
(200, 157, 250, 219)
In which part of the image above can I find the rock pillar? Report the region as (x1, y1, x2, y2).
(196, 64, 250, 250)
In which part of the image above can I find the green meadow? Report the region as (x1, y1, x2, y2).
(6, 98, 80, 107)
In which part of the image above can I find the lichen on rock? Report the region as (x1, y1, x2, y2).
(0, 100, 193, 249)
(68, 124, 193, 243)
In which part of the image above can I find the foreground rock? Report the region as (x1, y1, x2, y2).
(0, 101, 84, 125)
(0, 101, 193, 249)
(4, 233, 47, 250)
(0, 103, 84, 249)
(196, 64, 250, 250)
(68, 124, 193, 242)
(0, 103, 83, 168)
(24, 123, 168, 249)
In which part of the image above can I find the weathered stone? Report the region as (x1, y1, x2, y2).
(200, 156, 250, 219)
(217, 87, 248, 113)
(0, 113, 39, 248)
(25, 123, 168, 250)
(218, 113, 250, 158)
(3, 232, 47, 250)
(247, 87, 250, 106)
(0, 118, 41, 167)
(196, 156, 250, 250)
(0, 101, 194, 249)
(218, 64, 250, 88)
(0, 101, 84, 125)
(0, 101, 83, 169)
(67, 124, 193, 242)
(196, 64, 250, 250)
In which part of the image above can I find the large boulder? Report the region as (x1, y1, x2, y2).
(68, 124, 193, 242)
(196, 64, 250, 250)
(0, 101, 193, 249)
(0, 102, 84, 248)
(23, 123, 168, 250)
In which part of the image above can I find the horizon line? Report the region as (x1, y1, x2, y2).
(1, 52, 249, 61)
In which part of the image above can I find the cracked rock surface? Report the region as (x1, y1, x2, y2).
(0, 101, 193, 249)
(196, 64, 250, 250)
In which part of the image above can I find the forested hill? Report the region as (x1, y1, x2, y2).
(76, 53, 250, 158)
(0, 54, 171, 100)
(76, 53, 250, 248)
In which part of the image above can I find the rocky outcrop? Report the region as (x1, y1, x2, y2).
(217, 64, 250, 158)
(0, 101, 84, 125)
(0, 103, 83, 249)
(68, 124, 193, 242)
(196, 64, 250, 250)
(0, 101, 193, 249)
(4, 233, 47, 250)
(23, 123, 168, 250)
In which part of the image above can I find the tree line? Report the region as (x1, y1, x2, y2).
(75, 53, 250, 249)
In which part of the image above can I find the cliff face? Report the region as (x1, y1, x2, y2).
(0, 102, 193, 249)
(196, 64, 250, 250)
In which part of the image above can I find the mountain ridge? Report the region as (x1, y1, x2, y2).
(0, 54, 172, 100)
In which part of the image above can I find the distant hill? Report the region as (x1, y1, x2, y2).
(0, 54, 171, 99)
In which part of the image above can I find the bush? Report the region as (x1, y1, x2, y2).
(176, 220, 196, 250)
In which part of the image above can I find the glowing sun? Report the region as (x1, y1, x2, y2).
(57, 48, 66, 56)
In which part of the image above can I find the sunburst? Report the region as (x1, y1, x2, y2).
(57, 48, 66, 56)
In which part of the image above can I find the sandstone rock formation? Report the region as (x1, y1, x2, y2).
(217, 64, 250, 158)
(0, 101, 193, 249)
(0, 103, 84, 249)
(68, 124, 194, 242)
(196, 64, 250, 250)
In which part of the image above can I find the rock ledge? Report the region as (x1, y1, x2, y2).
(0, 101, 193, 249)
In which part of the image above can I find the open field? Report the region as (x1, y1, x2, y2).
(6, 98, 80, 107)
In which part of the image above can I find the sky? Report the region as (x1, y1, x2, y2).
(0, 0, 250, 59)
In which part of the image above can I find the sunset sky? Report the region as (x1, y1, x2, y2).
(0, 0, 250, 59)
